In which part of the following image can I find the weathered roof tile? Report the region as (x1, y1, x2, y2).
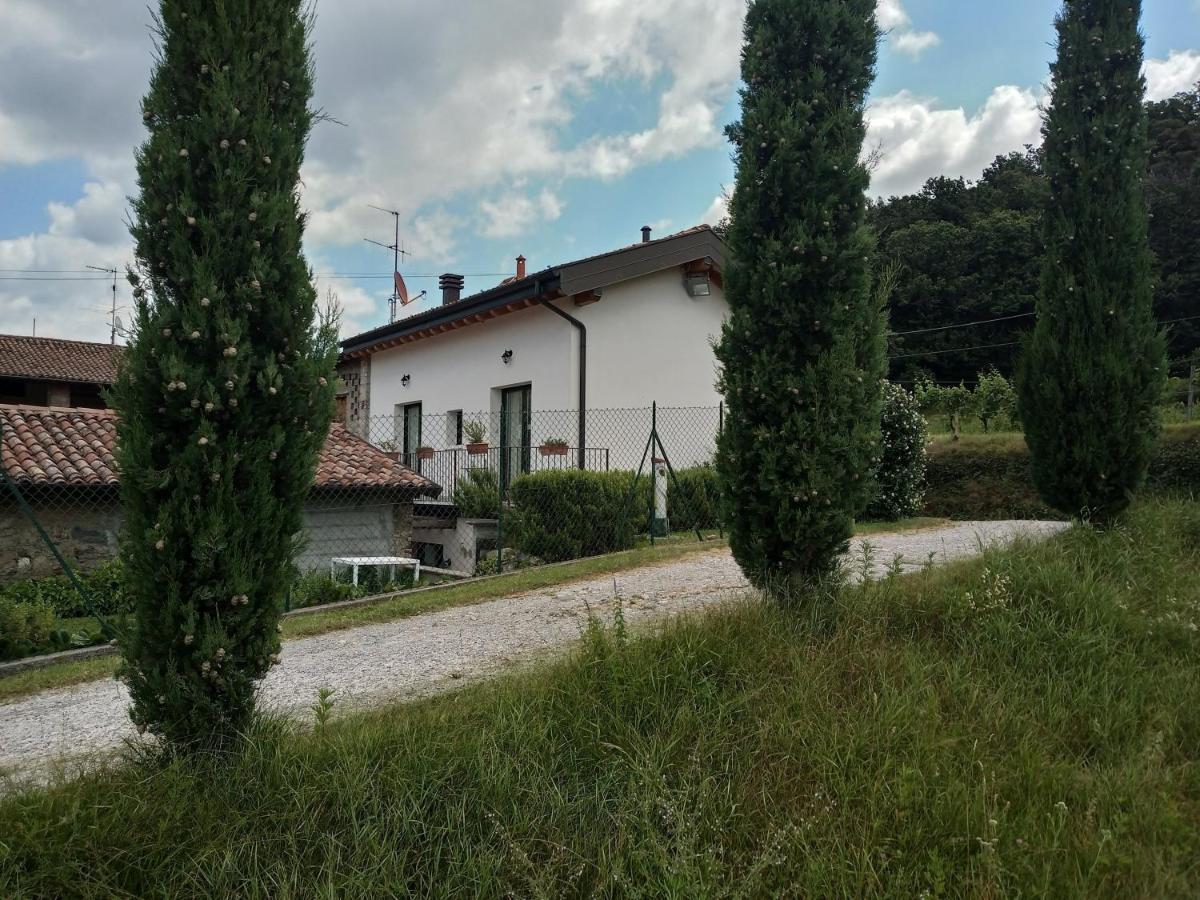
(0, 405, 439, 496)
(0, 335, 125, 384)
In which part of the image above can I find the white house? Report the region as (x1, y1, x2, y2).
(338, 225, 729, 480)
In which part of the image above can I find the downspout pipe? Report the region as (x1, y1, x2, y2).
(539, 297, 587, 469)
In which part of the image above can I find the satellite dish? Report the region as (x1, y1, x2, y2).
(395, 271, 411, 306)
(115, 316, 124, 332)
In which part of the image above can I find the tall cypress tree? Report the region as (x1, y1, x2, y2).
(715, 0, 885, 596)
(114, 0, 337, 747)
(1018, 0, 1165, 523)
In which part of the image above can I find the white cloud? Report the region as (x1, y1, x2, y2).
(865, 85, 1045, 197)
(877, 0, 941, 59)
(700, 195, 728, 227)
(478, 189, 564, 239)
(1145, 49, 1200, 100)
(0, 182, 132, 341)
(893, 30, 942, 58)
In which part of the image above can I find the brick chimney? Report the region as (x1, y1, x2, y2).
(439, 273, 464, 306)
(516, 255, 526, 279)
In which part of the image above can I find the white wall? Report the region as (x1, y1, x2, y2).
(364, 265, 728, 469)
(581, 267, 726, 409)
(369, 304, 575, 444)
(297, 503, 395, 574)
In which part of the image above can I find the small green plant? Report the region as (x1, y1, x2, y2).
(463, 419, 487, 444)
(541, 437, 569, 448)
(311, 688, 336, 731)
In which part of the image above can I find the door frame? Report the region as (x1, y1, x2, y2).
(499, 384, 532, 489)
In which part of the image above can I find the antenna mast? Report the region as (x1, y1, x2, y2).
(87, 265, 121, 344)
(364, 205, 409, 323)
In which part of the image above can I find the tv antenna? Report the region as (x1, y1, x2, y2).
(364, 205, 424, 323)
(86, 265, 121, 344)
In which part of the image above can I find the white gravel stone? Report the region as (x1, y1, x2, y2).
(0, 520, 1066, 785)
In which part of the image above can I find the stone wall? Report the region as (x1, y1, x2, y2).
(336, 357, 372, 439)
(0, 494, 122, 581)
(1, 490, 416, 584)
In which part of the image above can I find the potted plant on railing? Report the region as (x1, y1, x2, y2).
(464, 419, 489, 455)
(538, 437, 570, 457)
(417, 445, 436, 461)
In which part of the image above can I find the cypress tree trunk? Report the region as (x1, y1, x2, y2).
(114, 0, 337, 747)
(715, 0, 886, 597)
(1017, 0, 1166, 523)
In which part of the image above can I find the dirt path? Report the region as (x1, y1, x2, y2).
(0, 520, 1066, 785)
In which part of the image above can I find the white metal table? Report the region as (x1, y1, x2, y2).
(330, 556, 421, 587)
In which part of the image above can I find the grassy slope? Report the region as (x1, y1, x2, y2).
(2, 500, 1197, 897)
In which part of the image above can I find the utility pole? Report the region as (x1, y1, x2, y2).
(87, 266, 120, 344)
(364, 206, 409, 324)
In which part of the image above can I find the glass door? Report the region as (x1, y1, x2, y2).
(402, 402, 422, 470)
(499, 385, 531, 489)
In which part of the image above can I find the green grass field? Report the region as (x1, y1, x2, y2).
(1, 500, 1196, 897)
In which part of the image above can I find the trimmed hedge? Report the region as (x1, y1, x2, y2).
(455, 468, 501, 520)
(508, 470, 641, 562)
(922, 425, 1199, 520)
(670, 465, 721, 531)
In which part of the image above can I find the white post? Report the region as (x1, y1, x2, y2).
(652, 459, 669, 537)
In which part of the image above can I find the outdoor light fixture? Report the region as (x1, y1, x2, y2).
(501, 349, 514, 365)
(684, 271, 712, 297)
(401, 373, 411, 387)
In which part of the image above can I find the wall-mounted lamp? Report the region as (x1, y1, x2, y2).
(684, 270, 712, 297)
(501, 349, 514, 365)
(401, 373, 411, 387)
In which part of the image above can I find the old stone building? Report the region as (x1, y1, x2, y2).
(0, 405, 439, 583)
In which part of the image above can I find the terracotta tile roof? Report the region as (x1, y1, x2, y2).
(0, 405, 440, 496)
(0, 334, 125, 385)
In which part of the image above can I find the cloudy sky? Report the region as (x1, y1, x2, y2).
(1, 0, 1198, 343)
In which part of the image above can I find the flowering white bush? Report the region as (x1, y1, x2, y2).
(866, 382, 929, 520)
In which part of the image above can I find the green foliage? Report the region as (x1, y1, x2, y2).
(288, 569, 413, 611)
(922, 426, 1198, 520)
(1017, 0, 1167, 523)
(0, 559, 129, 620)
(111, 1, 338, 747)
(670, 465, 721, 531)
(866, 382, 928, 521)
(3, 500, 1199, 896)
(454, 467, 501, 520)
(875, 82, 1200, 387)
(716, 0, 886, 592)
(508, 470, 639, 562)
(462, 419, 487, 444)
(1146, 86, 1200, 363)
(973, 369, 1019, 432)
(915, 379, 977, 440)
(873, 150, 1047, 383)
(0, 595, 61, 661)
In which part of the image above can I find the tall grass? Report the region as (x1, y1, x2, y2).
(1, 500, 1198, 897)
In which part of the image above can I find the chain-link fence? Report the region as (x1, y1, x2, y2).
(357, 404, 724, 577)
(0, 405, 723, 664)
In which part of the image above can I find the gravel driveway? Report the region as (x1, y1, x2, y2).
(0, 520, 1066, 784)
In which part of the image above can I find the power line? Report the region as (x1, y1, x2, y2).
(891, 311, 1035, 337)
(889, 341, 1021, 361)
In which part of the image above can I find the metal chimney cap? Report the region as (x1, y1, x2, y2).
(641, 226, 652, 242)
